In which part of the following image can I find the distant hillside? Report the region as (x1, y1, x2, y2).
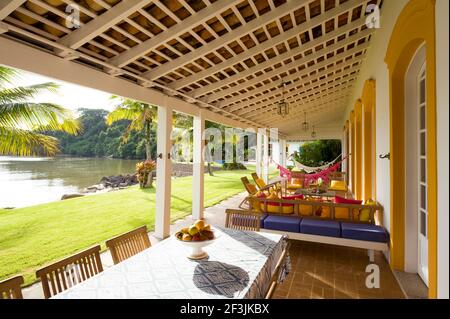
(49, 108, 156, 159)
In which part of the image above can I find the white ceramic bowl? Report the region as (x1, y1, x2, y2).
(175, 229, 218, 260)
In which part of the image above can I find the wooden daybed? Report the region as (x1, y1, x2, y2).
(235, 196, 389, 262)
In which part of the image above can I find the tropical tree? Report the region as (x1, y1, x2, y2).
(106, 96, 157, 160)
(293, 140, 342, 167)
(0, 66, 80, 156)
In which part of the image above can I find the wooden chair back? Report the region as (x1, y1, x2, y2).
(36, 245, 103, 298)
(0, 276, 24, 299)
(225, 209, 261, 232)
(251, 172, 260, 184)
(241, 177, 257, 195)
(265, 241, 290, 299)
(105, 226, 151, 265)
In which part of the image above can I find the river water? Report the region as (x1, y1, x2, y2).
(0, 156, 138, 208)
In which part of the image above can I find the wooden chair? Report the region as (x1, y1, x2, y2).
(225, 209, 261, 232)
(239, 177, 258, 208)
(251, 173, 281, 194)
(265, 241, 291, 299)
(36, 245, 103, 298)
(0, 275, 24, 299)
(106, 226, 151, 265)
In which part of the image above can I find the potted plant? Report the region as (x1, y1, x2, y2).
(136, 160, 156, 188)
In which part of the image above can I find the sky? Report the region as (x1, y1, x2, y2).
(12, 69, 117, 112)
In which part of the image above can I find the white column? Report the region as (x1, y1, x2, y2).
(280, 139, 286, 167)
(155, 103, 173, 239)
(192, 111, 205, 220)
(341, 134, 347, 176)
(256, 131, 263, 176)
(263, 131, 269, 183)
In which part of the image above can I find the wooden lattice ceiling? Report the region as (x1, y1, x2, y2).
(0, 0, 382, 135)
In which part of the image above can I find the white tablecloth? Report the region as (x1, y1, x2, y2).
(53, 227, 288, 299)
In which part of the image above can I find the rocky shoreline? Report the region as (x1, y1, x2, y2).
(61, 174, 139, 200)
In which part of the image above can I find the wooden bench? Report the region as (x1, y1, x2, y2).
(243, 196, 389, 262)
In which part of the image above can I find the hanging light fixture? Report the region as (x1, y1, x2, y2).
(311, 125, 317, 139)
(302, 112, 309, 132)
(277, 79, 289, 117)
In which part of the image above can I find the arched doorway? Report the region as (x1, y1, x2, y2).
(404, 45, 428, 285)
(385, 0, 437, 298)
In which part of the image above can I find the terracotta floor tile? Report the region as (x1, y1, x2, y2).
(273, 241, 404, 299)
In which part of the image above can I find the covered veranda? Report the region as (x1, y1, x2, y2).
(0, 0, 448, 299)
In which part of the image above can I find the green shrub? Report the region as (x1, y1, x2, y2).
(222, 162, 247, 170)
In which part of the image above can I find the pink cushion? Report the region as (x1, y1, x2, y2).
(334, 196, 362, 205)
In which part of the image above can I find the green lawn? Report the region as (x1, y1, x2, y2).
(0, 166, 278, 286)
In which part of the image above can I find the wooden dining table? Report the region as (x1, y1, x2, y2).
(52, 227, 288, 299)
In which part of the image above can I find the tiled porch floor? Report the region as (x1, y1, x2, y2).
(22, 192, 405, 299)
(274, 240, 405, 299)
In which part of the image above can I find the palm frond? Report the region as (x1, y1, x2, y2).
(35, 117, 82, 135)
(0, 67, 19, 87)
(0, 102, 76, 132)
(0, 83, 60, 104)
(106, 107, 140, 124)
(0, 126, 59, 156)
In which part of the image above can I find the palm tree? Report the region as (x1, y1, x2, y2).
(106, 96, 156, 160)
(0, 66, 80, 156)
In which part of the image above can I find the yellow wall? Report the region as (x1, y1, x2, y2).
(385, 0, 438, 298)
(362, 80, 376, 200)
(349, 111, 355, 195)
(354, 101, 363, 200)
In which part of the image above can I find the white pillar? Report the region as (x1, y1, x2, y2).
(155, 103, 173, 239)
(256, 131, 263, 176)
(192, 111, 205, 220)
(280, 139, 286, 167)
(263, 131, 269, 183)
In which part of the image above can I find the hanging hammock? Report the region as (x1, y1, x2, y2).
(274, 155, 349, 187)
(290, 154, 343, 173)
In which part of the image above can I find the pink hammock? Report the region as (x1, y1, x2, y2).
(274, 156, 348, 187)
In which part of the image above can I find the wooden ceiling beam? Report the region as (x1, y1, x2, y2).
(241, 77, 356, 118)
(142, 0, 307, 81)
(109, 0, 243, 68)
(170, 0, 365, 91)
(221, 52, 365, 110)
(226, 62, 362, 115)
(202, 33, 370, 103)
(0, 0, 26, 20)
(59, 0, 151, 49)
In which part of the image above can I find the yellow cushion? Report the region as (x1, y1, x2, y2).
(246, 183, 257, 194)
(360, 199, 376, 222)
(249, 196, 262, 213)
(335, 207, 360, 220)
(263, 204, 294, 214)
(267, 192, 279, 200)
(286, 178, 302, 190)
(299, 204, 312, 216)
(255, 178, 266, 189)
(329, 180, 347, 191)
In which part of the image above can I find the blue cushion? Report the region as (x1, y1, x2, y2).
(260, 214, 268, 228)
(341, 223, 388, 243)
(263, 215, 302, 233)
(300, 218, 341, 238)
